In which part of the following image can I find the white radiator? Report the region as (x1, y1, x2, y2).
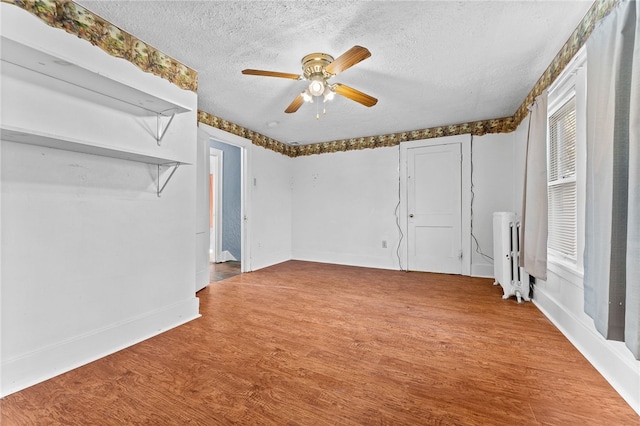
(493, 212, 530, 303)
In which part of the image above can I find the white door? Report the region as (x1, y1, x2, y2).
(196, 129, 211, 291)
(407, 143, 462, 274)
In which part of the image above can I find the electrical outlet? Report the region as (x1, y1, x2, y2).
(382, 240, 387, 249)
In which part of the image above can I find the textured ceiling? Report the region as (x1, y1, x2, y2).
(76, 0, 594, 145)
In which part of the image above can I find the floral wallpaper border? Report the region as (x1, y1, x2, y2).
(2, 0, 198, 92)
(5, 0, 618, 157)
(289, 117, 516, 157)
(198, 111, 298, 157)
(199, 0, 619, 158)
(199, 110, 515, 158)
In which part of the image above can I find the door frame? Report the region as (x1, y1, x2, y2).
(209, 147, 223, 263)
(198, 122, 252, 273)
(399, 134, 472, 276)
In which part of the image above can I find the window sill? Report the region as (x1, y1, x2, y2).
(547, 255, 584, 287)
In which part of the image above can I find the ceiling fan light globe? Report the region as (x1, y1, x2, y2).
(308, 80, 325, 97)
(324, 87, 335, 101)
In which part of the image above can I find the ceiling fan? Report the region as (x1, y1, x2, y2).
(242, 45, 378, 115)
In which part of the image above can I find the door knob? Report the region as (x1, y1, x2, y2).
(409, 214, 414, 218)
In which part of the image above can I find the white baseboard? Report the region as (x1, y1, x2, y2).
(471, 262, 494, 278)
(250, 250, 292, 272)
(293, 252, 493, 275)
(292, 250, 398, 271)
(1, 297, 200, 398)
(533, 286, 640, 415)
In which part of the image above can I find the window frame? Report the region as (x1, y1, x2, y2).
(546, 47, 587, 275)
(547, 90, 578, 262)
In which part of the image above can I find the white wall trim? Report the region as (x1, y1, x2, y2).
(547, 258, 584, 287)
(198, 123, 253, 272)
(208, 147, 224, 263)
(291, 255, 399, 272)
(252, 250, 294, 271)
(534, 287, 640, 415)
(196, 126, 212, 292)
(1, 298, 200, 398)
(293, 250, 398, 271)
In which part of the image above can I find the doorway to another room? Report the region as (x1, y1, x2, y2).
(399, 135, 472, 276)
(406, 143, 462, 274)
(209, 261, 241, 282)
(209, 141, 243, 281)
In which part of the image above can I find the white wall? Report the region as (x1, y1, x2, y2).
(291, 137, 513, 276)
(469, 133, 517, 277)
(250, 145, 293, 270)
(512, 119, 640, 414)
(292, 146, 402, 270)
(1, 5, 199, 396)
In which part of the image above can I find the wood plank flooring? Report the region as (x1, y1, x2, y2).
(210, 261, 242, 282)
(1, 261, 637, 425)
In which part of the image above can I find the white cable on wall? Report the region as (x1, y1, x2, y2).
(470, 135, 494, 263)
(395, 144, 405, 271)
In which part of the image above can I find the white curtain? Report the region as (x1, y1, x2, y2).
(520, 92, 548, 281)
(584, 0, 639, 358)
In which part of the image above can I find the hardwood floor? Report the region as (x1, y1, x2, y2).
(210, 261, 242, 282)
(1, 261, 637, 425)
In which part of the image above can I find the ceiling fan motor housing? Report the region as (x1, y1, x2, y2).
(302, 53, 335, 80)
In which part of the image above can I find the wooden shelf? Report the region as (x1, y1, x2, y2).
(1, 125, 190, 166)
(1, 36, 192, 116)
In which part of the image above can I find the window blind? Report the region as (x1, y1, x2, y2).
(548, 96, 577, 259)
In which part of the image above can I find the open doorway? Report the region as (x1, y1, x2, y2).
(209, 139, 243, 278)
(198, 123, 251, 275)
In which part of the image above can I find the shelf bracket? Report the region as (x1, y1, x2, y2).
(157, 163, 180, 197)
(156, 112, 176, 146)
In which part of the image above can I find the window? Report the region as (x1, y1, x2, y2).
(546, 46, 586, 270)
(548, 96, 577, 260)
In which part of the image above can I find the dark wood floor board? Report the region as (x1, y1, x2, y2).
(1, 260, 637, 425)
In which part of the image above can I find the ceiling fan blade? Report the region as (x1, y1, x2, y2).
(242, 69, 302, 80)
(325, 45, 371, 75)
(333, 83, 377, 107)
(285, 93, 305, 113)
